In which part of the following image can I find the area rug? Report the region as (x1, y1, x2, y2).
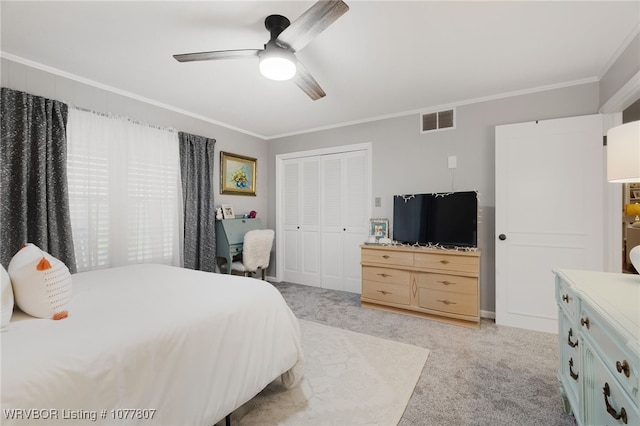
(233, 319, 430, 425)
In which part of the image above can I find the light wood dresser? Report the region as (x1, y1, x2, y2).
(554, 269, 639, 426)
(360, 245, 480, 328)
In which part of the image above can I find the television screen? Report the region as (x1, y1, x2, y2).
(393, 191, 478, 247)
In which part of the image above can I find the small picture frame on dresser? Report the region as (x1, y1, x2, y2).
(369, 218, 389, 243)
(221, 204, 235, 219)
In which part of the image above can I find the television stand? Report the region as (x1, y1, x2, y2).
(360, 245, 481, 328)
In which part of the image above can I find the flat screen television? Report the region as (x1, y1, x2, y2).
(393, 191, 478, 247)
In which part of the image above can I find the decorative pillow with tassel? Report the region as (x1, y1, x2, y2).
(8, 243, 71, 320)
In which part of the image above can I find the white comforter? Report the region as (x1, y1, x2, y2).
(1, 264, 303, 425)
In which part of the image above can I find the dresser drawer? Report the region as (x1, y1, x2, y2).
(556, 276, 578, 319)
(416, 288, 478, 316)
(362, 266, 411, 286)
(415, 272, 477, 295)
(586, 343, 640, 426)
(580, 304, 640, 400)
(362, 280, 410, 305)
(414, 251, 479, 275)
(361, 248, 414, 267)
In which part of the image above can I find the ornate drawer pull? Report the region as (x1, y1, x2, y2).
(567, 328, 578, 348)
(616, 360, 631, 378)
(580, 317, 590, 329)
(603, 382, 627, 424)
(437, 280, 455, 286)
(376, 290, 391, 295)
(437, 299, 456, 305)
(569, 358, 579, 381)
(562, 294, 569, 303)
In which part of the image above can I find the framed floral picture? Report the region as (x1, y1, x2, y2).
(220, 151, 257, 196)
(369, 218, 389, 242)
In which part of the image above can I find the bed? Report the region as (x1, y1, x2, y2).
(2, 264, 304, 425)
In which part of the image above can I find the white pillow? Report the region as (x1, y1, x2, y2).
(8, 243, 72, 320)
(1, 264, 14, 328)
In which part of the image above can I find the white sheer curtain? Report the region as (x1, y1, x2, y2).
(67, 108, 183, 272)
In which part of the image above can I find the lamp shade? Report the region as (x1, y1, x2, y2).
(259, 48, 296, 81)
(624, 203, 640, 217)
(607, 121, 640, 182)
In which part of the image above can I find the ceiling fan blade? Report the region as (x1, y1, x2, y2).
(276, 0, 349, 52)
(293, 61, 326, 100)
(173, 49, 261, 63)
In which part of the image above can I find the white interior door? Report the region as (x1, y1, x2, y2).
(277, 143, 372, 290)
(495, 114, 603, 333)
(321, 151, 369, 292)
(282, 157, 320, 286)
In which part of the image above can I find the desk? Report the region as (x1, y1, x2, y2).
(216, 218, 263, 273)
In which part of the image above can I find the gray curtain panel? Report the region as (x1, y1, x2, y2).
(0, 87, 77, 272)
(179, 132, 216, 272)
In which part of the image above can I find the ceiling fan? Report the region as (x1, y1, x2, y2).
(173, 0, 349, 100)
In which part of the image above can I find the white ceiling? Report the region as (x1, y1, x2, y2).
(1, 1, 639, 139)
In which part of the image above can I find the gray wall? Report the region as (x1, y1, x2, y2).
(267, 82, 600, 314)
(0, 58, 269, 226)
(4, 27, 637, 316)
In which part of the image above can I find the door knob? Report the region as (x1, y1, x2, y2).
(499, 234, 506, 240)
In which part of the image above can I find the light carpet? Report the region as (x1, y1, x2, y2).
(233, 319, 430, 426)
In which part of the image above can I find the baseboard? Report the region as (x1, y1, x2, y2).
(480, 310, 496, 320)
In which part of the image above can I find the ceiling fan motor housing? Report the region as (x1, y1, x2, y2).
(265, 15, 291, 42)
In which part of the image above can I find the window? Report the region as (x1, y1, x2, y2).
(67, 109, 182, 272)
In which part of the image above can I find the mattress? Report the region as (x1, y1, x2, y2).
(1, 264, 303, 425)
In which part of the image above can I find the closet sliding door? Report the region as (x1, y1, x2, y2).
(321, 151, 368, 292)
(277, 143, 371, 292)
(282, 157, 321, 287)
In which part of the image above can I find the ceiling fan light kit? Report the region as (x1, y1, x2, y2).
(173, 0, 349, 99)
(259, 47, 297, 81)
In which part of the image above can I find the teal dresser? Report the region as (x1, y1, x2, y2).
(555, 269, 639, 426)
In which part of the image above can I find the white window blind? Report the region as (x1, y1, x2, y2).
(67, 108, 183, 272)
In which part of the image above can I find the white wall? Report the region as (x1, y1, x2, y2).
(267, 82, 600, 314)
(0, 57, 269, 226)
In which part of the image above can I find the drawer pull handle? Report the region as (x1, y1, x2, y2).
(440, 260, 450, 264)
(437, 299, 456, 305)
(580, 317, 590, 329)
(568, 358, 579, 381)
(382, 255, 390, 259)
(437, 280, 455, 286)
(562, 294, 569, 303)
(377, 290, 391, 296)
(377, 273, 391, 278)
(616, 360, 631, 378)
(603, 383, 627, 424)
(567, 328, 578, 348)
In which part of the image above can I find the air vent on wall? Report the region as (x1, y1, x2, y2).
(421, 108, 455, 133)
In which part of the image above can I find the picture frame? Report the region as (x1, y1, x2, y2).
(369, 218, 389, 242)
(221, 204, 235, 219)
(220, 151, 257, 196)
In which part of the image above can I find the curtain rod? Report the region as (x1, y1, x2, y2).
(71, 105, 179, 134)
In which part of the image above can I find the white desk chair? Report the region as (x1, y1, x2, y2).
(228, 229, 274, 280)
